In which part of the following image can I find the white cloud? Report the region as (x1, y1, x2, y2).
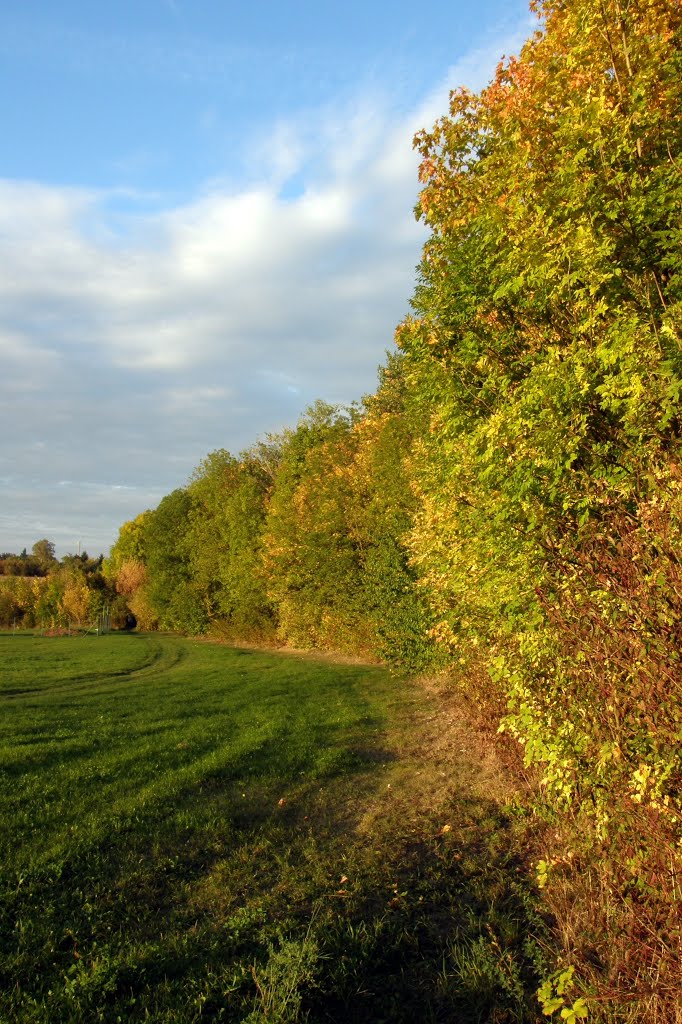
(0, 22, 532, 556)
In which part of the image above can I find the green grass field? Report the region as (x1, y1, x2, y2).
(0, 633, 548, 1023)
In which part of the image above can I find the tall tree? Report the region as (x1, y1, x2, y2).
(186, 447, 275, 640)
(31, 539, 57, 573)
(263, 402, 361, 650)
(142, 489, 203, 633)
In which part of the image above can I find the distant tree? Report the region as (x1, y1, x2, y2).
(0, 550, 46, 576)
(262, 402, 362, 650)
(59, 571, 91, 626)
(142, 489, 204, 633)
(31, 539, 57, 572)
(61, 551, 104, 575)
(115, 559, 148, 596)
(34, 574, 64, 628)
(0, 589, 21, 627)
(104, 513, 150, 579)
(186, 447, 276, 640)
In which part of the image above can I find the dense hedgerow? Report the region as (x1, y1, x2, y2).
(396, 0, 682, 1016)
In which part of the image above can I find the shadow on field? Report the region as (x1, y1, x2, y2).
(0, 637, 548, 1023)
(1, 754, 547, 1024)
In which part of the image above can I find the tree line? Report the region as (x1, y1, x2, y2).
(58, 0, 682, 1017)
(0, 539, 117, 629)
(104, 382, 439, 669)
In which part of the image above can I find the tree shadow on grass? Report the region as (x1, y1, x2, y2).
(1, 709, 548, 1023)
(301, 797, 547, 1023)
(2, 794, 546, 1023)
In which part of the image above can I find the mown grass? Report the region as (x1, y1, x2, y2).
(0, 633, 549, 1022)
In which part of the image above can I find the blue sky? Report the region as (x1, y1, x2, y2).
(0, 0, 533, 557)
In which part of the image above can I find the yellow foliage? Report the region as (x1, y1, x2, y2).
(59, 576, 91, 625)
(115, 559, 148, 596)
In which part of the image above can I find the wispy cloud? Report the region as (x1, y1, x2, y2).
(0, 27, 532, 556)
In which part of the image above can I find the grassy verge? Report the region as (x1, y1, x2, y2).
(0, 633, 550, 1022)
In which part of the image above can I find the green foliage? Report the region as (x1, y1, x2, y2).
(538, 967, 588, 1021)
(31, 539, 57, 572)
(187, 447, 276, 641)
(395, 0, 682, 1013)
(104, 512, 150, 579)
(348, 376, 443, 669)
(246, 930, 321, 1023)
(107, 376, 440, 667)
(0, 541, 105, 580)
(141, 488, 207, 634)
(263, 402, 364, 651)
(256, 382, 441, 666)
(0, 585, 22, 626)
